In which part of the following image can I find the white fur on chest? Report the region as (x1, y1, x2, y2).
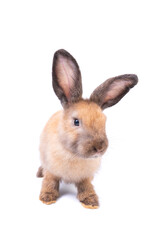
(41, 136, 101, 183)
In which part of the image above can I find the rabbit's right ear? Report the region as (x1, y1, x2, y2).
(52, 49, 82, 108)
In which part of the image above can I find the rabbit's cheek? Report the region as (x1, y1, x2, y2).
(59, 133, 78, 153)
(76, 141, 93, 158)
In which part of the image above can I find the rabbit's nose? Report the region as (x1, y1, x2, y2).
(93, 146, 104, 153)
(92, 140, 107, 153)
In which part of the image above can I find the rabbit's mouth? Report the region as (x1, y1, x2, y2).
(71, 147, 107, 159)
(76, 142, 108, 159)
(92, 151, 106, 158)
(90, 148, 107, 158)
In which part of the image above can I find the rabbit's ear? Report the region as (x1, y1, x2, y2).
(90, 74, 138, 110)
(52, 49, 82, 107)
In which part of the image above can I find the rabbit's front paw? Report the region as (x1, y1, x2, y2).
(39, 191, 59, 205)
(80, 194, 99, 209)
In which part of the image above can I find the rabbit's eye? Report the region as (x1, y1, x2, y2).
(74, 119, 80, 126)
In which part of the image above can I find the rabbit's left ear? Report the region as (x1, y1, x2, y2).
(90, 74, 138, 110)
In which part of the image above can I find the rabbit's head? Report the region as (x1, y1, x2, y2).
(52, 49, 138, 158)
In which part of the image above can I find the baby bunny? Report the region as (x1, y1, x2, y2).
(37, 49, 138, 209)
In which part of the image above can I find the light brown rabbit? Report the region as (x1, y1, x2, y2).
(37, 49, 138, 209)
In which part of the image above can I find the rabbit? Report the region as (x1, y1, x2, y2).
(37, 49, 138, 209)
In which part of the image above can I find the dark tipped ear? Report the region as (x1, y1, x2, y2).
(52, 49, 82, 108)
(90, 74, 138, 110)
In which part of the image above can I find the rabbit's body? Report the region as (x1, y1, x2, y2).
(38, 49, 138, 208)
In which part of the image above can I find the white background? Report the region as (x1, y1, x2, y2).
(0, 0, 160, 239)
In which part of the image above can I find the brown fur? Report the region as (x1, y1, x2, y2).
(39, 170, 60, 204)
(76, 178, 99, 208)
(36, 166, 44, 178)
(37, 49, 138, 208)
(38, 100, 107, 207)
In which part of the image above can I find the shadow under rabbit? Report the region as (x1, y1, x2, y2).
(59, 182, 77, 199)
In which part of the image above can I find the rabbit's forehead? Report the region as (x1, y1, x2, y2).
(71, 101, 106, 127)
